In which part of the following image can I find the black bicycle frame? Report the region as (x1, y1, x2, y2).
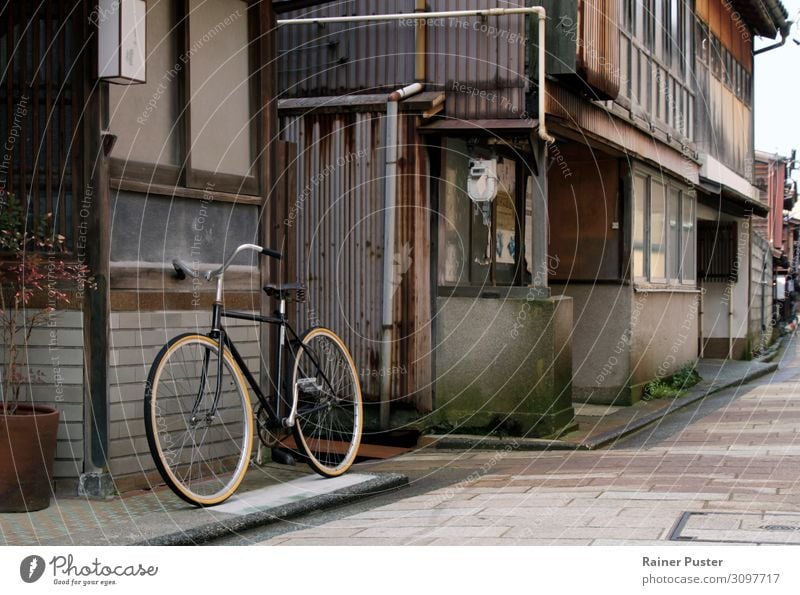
(202, 301, 343, 428)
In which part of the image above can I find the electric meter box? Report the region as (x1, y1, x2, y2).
(467, 159, 498, 203)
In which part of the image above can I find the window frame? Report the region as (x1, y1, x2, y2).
(109, 0, 261, 198)
(632, 166, 696, 289)
(437, 138, 535, 290)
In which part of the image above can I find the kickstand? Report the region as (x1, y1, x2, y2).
(271, 447, 296, 466)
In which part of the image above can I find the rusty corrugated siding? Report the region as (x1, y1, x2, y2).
(579, 0, 620, 99)
(277, 0, 417, 96)
(279, 111, 432, 410)
(277, 1, 529, 122)
(427, 0, 527, 120)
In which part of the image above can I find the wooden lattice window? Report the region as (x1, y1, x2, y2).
(0, 1, 84, 251)
(697, 220, 738, 282)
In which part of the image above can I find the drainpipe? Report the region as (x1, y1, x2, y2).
(277, 6, 554, 143)
(699, 282, 704, 358)
(729, 280, 735, 359)
(378, 82, 423, 429)
(753, 24, 791, 55)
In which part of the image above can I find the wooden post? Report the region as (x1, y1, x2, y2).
(82, 3, 112, 481)
(259, 2, 280, 400)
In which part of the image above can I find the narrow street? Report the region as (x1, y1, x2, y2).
(216, 336, 800, 546)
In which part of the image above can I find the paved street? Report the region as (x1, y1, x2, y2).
(215, 336, 800, 546)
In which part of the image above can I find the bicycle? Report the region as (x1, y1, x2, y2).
(143, 243, 363, 507)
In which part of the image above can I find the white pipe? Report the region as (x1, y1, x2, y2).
(277, 7, 554, 143)
(378, 82, 423, 429)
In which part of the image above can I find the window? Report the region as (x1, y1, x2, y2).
(663, 0, 672, 67)
(439, 138, 533, 288)
(108, 0, 258, 195)
(623, 0, 636, 34)
(188, 0, 254, 182)
(650, 179, 666, 281)
(696, 20, 708, 66)
(642, 0, 655, 51)
(109, 0, 179, 167)
(632, 169, 695, 286)
(633, 175, 647, 278)
(710, 36, 720, 78)
(676, 0, 686, 75)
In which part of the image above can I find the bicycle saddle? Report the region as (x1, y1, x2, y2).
(263, 282, 305, 301)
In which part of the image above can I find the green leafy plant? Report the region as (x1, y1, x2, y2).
(670, 363, 701, 391)
(642, 363, 702, 401)
(1, 194, 94, 414)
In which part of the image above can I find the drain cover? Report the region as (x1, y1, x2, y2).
(670, 512, 800, 545)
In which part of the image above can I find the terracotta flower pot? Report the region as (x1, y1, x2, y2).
(0, 404, 60, 512)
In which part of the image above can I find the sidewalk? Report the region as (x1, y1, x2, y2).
(0, 462, 406, 546)
(424, 353, 782, 452)
(1, 345, 787, 546)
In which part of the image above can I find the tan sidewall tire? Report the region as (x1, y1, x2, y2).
(148, 334, 253, 506)
(291, 327, 363, 477)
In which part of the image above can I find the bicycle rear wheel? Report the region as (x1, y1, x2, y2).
(290, 327, 363, 477)
(144, 333, 253, 506)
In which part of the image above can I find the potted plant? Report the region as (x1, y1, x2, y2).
(0, 194, 93, 512)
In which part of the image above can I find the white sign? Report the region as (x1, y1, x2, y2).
(98, 0, 147, 84)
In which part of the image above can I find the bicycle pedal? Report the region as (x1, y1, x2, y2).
(271, 447, 296, 466)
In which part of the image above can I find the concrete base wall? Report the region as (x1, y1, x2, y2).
(432, 295, 574, 437)
(629, 291, 700, 400)
(551, 284, 631, 405)
(551, 286, 700, 406)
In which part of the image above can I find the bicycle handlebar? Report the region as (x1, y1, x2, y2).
(172, 244, 282, 282)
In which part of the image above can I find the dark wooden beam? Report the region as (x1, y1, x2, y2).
(273, 0, 334, 14)
(82, 0, 111, 472)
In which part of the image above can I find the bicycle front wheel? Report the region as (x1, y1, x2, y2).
(290, 327, 363, 477)
(144, 333, 253, 506)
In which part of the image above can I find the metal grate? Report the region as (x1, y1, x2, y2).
(670, 511, 800, 545)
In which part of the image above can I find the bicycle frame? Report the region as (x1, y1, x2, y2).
(207, 299, 298, 429)
(204, 300, 338, 432)
(174, 244, 337, 431)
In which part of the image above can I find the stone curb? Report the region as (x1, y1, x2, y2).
(425, 363, 778, 453)
(133, 473, 408, 545)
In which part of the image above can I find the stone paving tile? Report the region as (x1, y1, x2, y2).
(348, 507, 484, 519)
(252, 340, 800, 546)
(355, 526, 430, 539)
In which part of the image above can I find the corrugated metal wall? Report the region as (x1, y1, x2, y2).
(277, 0, 417, 95)
(277, 1, 529, 121)
(279, 111, 432, 410)
(579, 0, 620, 98)
(426, 0, 527, 120)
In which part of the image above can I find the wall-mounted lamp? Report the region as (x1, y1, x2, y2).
(97, 0, 147, 84)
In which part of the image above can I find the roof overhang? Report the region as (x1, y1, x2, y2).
(731, 0, 790, 38)
(278, 92, 445, 114)
(697, 177, 770, 218)
(417, 118, 539, 133)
